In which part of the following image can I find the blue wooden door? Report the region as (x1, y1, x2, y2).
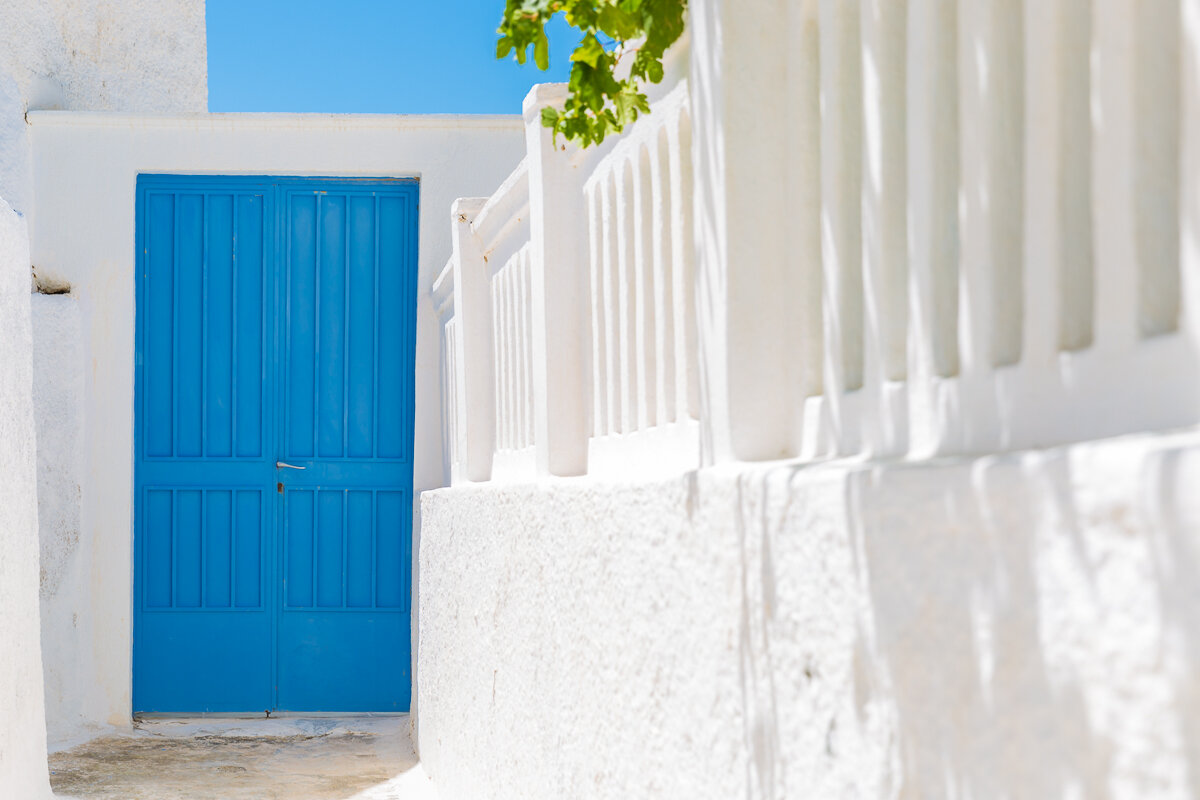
(135, 176, 417, 713)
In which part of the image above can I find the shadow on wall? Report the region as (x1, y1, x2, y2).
(736, 441, 1200, 799)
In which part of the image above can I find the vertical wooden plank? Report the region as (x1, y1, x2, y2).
(201, 195, 209, 456)
(205, 490, 231, 608)
(199, 491, 206, 608)
(348, 196, 377, 458)
(288, 194, 317, 459)
(286, 489, 314, 608)
(146, 193, 175, 458)
(372, 195, 381, 459)
(172, 194, 180, 459)
(318, 195, 347, 458)
(177, 194, 205, 456)
(343, 195, 351, 458)
(375, 492, 403, 608)
(206, 194, 234, 457)
(313, 196, 322, 459)
(376, 196, 406, 458)
(317, 490, 342, 608)
(176, 490, 202, 608)
(231, 195, 238, 453)
(236, 195, 266, 458)
(145, 490, 173, 608)
(346, 490, 372, 607)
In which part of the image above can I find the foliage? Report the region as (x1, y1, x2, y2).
(496, 0, 687, 147)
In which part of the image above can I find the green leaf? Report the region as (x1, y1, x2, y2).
(571, 33, 607, 68)
(498, 0, 689, 148)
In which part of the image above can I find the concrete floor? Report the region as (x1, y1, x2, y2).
(47, 717, 439, 800)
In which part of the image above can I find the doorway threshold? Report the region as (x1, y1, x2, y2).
(133, 711, 409, 720)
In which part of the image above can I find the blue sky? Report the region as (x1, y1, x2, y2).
(206, 0, 578, 114)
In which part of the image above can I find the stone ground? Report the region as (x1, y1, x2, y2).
(47, 717, 439, 800)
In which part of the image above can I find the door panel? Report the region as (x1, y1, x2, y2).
(275, 186, 414, 711)
(134, 176, 416, 713)
(135, 183, 275, 713)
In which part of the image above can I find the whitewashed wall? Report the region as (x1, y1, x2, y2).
(420, 429, 1200, 799)
(0, 199, 52, 798)
(32, 293, 89, 748)
(28, 111, 525, 743)
(420, 0, 1200, 796)
(0, 0, 206, 215)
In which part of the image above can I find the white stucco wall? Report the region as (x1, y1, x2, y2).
(32, 293, 91, 748)
(419, 428, 1200, 799)
(0, 0, 207, 215)
(28, 111, 525, 742)
(0, 199, 53, 798)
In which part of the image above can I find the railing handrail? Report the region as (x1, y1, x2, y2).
(431, 256, 455, 320)
(582, 80, 690, 195)
(474, 157, 530, 263)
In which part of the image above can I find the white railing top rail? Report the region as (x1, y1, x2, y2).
(474, 157, 530, 267)
(581, 83, 691, 196)
(431, 256, 455, 321)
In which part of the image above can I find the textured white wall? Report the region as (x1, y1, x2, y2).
(419, 428, 1200, 798)
(0, 0, 207, 215)
(32, 293, 90, 748)
(28, 111, 526, 741)
(0, 201, 52, 798)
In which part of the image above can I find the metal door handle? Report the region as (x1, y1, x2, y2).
(276, 461, 306, 470)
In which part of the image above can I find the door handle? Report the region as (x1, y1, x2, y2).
(276, 461, 306, 470)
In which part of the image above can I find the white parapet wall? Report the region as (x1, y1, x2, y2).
(419, 429, 1200, 798)
(0, 198, 52, 798)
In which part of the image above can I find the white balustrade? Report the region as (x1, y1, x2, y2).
(431, 257, 461, 485)
(437, 2, 1200, 485)
(489, 241, 536, 479)
(581, 81, 700, 478)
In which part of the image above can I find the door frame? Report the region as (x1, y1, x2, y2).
(132, 174, 420, 712)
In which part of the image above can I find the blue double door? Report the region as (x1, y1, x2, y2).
(134, 176, 417, 712)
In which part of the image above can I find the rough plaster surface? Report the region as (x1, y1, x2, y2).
(0, 0, 207, 213)
(0, 200, 52, 798)
(28, 111, 526, 743)
(32, 293, 92, 748)
(419, 427, 1200, 799)
(48, 717, 438, 799)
